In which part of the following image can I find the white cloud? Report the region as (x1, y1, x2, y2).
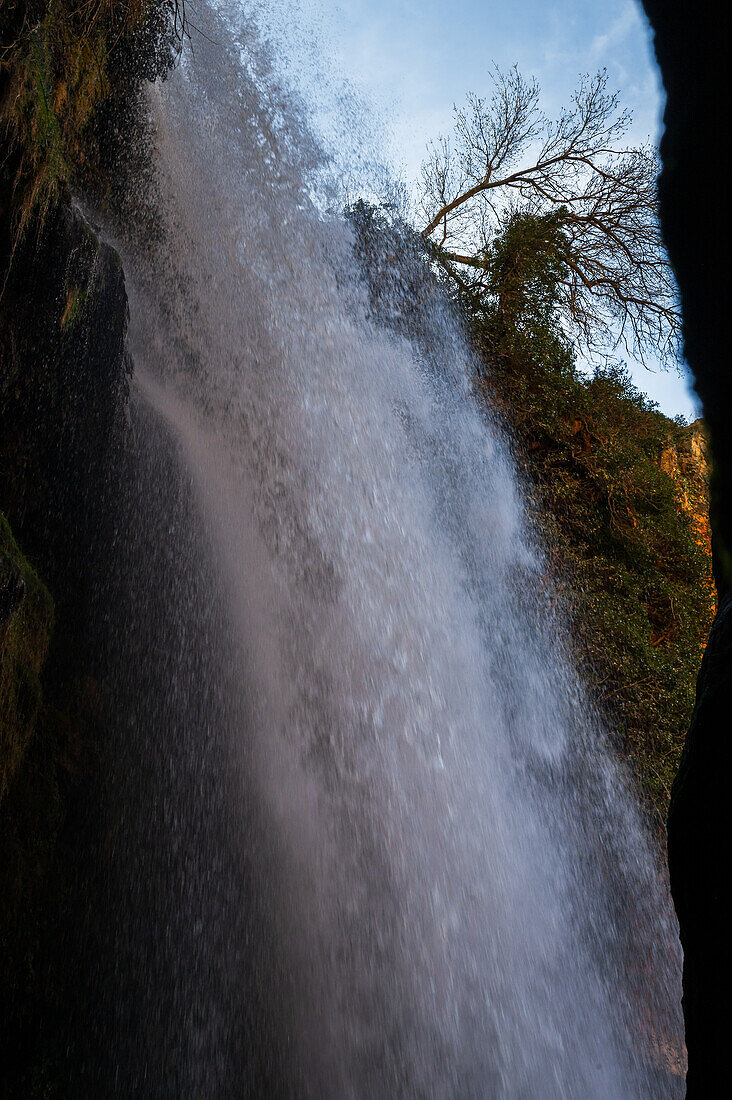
(589, 0, 642, 61)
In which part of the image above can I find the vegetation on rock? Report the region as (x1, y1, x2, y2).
(350, 200, 712, 825)
(475, 338, 712, 824)
(0, 0, 182, 241)
(1, 5, 180, 1092)
(458, 211, 711, 824)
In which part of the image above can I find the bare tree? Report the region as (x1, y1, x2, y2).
(419, 66, 681, 366)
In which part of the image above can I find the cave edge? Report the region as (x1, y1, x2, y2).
(640, 3, 732, 1095)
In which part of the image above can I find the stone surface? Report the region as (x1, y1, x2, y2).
(660, 420, 711, 558)
(0, 195, 130, 1091)
(0, 199, 130, 598)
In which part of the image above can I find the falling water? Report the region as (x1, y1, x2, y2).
(91, 0, 684, 1095)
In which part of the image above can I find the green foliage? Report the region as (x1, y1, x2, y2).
(0, 0, 182, 238)
(465, 212, 713, 822)
(476, 209, 570, 330)
(1, 512, 54, 804)
(60, 283, 86, 332)
(437, 208, 577, 379)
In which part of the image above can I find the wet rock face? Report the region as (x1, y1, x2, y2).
(0, 196, 130, 1088)
(642, 3, 732, 1094)
(1, 197, 129, 802)
(0, 199, 130, 609)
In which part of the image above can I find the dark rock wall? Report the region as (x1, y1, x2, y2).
(642, 3, 732, 1095)
(0, 200, 129, 603)
(0, 199, 130, 1095)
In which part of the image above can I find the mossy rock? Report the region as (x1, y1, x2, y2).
(1, 512, 54, 803)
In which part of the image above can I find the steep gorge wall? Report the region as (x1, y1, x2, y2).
(0, 195, 131, 1095)
(471, 342, 714, 824)
(0, 4, 180, 1083)
(0, 0, 169, 803)
(0, 196, 130, 813)
(0, 13, 157, 1092)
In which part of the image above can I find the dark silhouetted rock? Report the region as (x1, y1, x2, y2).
(642, 3, 732, 1093)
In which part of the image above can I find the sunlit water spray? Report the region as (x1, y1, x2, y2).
(105, 0, 684, 1094)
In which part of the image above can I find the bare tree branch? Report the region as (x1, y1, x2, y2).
(419, 67, 681, 366)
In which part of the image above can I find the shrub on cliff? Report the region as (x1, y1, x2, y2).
(464, 213, 713, 823)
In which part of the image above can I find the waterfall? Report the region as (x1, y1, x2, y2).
(96, 0, 684, 1094)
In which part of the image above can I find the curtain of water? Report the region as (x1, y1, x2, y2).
(102, 1, 684, 1095)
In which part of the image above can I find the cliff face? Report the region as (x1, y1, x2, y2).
(473, 347, 714, 822)
(0, 201, 129, 583)
(660, 420, 711, 558)
(0, 4, 178, 1088)
(0, 195, 130, 809)
(0, 198, 131, 1093)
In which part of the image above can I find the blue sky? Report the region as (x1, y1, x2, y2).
(265, 0, 699, 419)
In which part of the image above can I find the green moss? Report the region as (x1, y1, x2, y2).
(28, 26, 68, 190)
(60, 283, 85, 332)
(1, 513, 54, 804)
(0, 1, 180, 237)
